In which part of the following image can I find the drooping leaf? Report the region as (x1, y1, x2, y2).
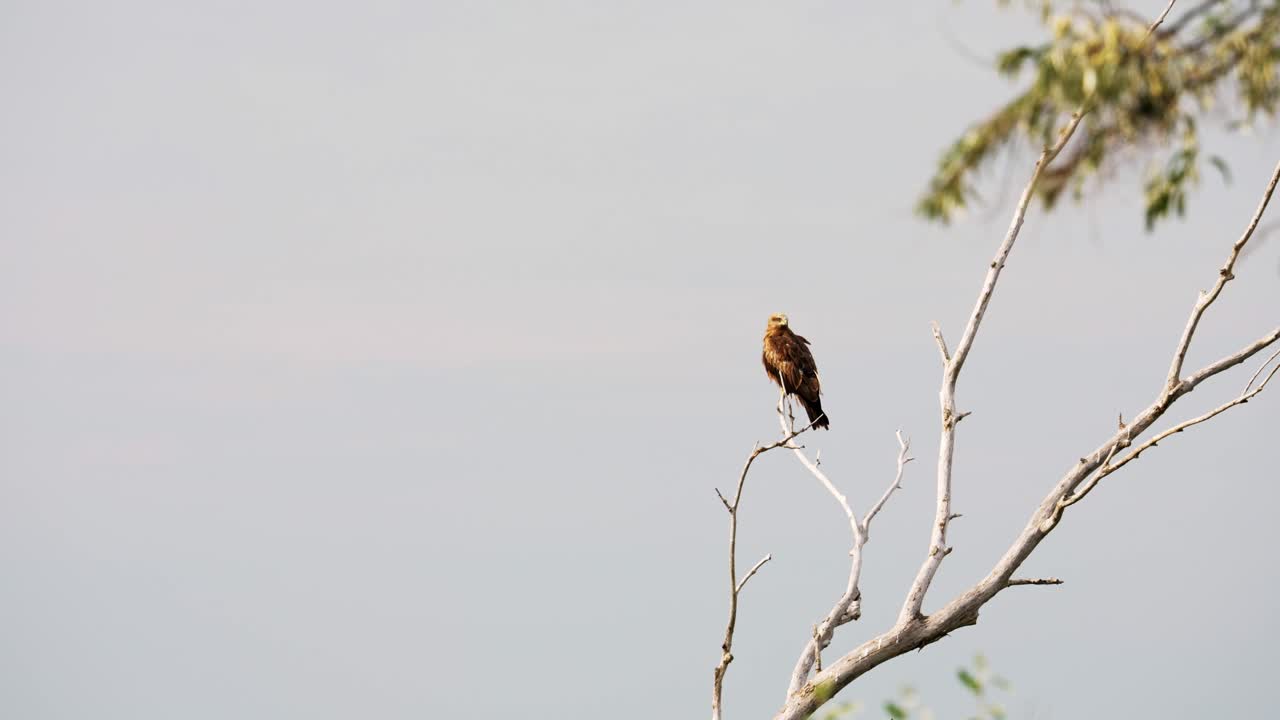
(958, 668, 983, 695)
(918, 2, 1280, 230)
(1208, 154, 1233, 183)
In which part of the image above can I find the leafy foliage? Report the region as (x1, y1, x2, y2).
(957, 654, 1011, 720)
(918, 1, 1280, 229)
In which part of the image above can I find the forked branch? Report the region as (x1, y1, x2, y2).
(1058, 345, 1280, 514)
(712, 415, 820, 720)
(1165, 163, 1280, 393)
(705, 4, 1280, 716)
(899, 109, 1087, 626)
(784, 431, 913, 697)
(774, 157, 1280, 720)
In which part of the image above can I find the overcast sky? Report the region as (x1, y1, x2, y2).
(4, 2, 1279, 718)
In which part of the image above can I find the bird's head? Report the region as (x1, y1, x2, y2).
(767, 312, 789, 329)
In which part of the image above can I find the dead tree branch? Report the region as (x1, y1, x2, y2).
(785, 431, 913, 697)
(1058, 345, 1280, 513)
(1165, 162, 1280, 394)
(773, 155, 1280, 720)
(1007, 577, 1064, 587)
(898, 108, 1086, 627)
(711, 417, 820, 720)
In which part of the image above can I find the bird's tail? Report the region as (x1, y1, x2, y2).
(798, 396, 830, 430)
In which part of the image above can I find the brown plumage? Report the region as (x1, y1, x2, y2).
(762, 313, 829, 429)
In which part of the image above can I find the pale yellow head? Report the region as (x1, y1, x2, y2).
(767, 313, 789, 329)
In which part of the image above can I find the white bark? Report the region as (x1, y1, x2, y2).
(784, 431, 912, 697)
(711, 7, 1280, 718)
(711, 414, 821, 720)
(772, 157, 1280, 720)
(898, 108, 1085, 626)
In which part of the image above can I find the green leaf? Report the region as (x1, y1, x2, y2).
(996, 45, 1043, 76)
(919, 0, 1280, 228)
(1208, 155, 1233, 183)
(884, 702, 908, 719)
(958, 668, 983, 695)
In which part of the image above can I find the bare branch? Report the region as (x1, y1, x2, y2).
(811, 626, 822, 672)
(1144, 0, 1181, 39)
(715, 488, 732, 512)
(737, 554, 773, 594)
(898, 110, 1087, 627)
(1165, 159, 1280, 393)
(784, 431, 912, 698)
(768, 7, 1268, 716)
(1037, 206, 1280, 533)
(948, 110, 1086, 378)
(930, 322, 950, 365)
(1060, 346, 1280, 511)
(775, 337, 1280, 720)
(1184, 327, 1280, 388)
(713, 417, 821, 720)
(775, 166, 1280, 720)
(898, 110, 1272, 631)
(780, 411, 861, 540)
(1247, 347, 1280, 392)
(1007, 577, 1064, 587)
(1044, 428, 1128, 527)
(1160, 0, 1230, 37)
(863, 432, 914, 531)
(1038, 326, 1280, 535)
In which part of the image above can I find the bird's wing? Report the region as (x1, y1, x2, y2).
(790, 336, 819, 380)
(765, 334, 811, 392)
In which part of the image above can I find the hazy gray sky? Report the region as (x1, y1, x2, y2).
(4, 2, 1279, 718)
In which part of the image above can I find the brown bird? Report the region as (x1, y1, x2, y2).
(762, 313, 829, 429)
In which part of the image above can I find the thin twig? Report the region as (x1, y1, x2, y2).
(1051, 161, 1280, 520)
(1039, 323, 1280, 535)
(863, 432, 914, 532)
(737, 554, 773, 593)
(1159, 0, 1229, 37)
(1165, 159, 1280, 393)
(1144, 0, 1181, 39)
(766, 8, 1280, 720)
(715, 488, 732, 512)
(780, 410, 860, 540)
(1059, 350, 1280, 512)
(898, 109, 1087, 627)
(1183, 327, 1280, 387)
(930, 322, 950, 366)
(785, 431, 913, 697)
(1007, 577, 1064, 587)
(948, 111, 1087, 378)
(1245, 347, 1280, 392)
(1044, 428, 1128, 528)
(713, 416, 820, 720)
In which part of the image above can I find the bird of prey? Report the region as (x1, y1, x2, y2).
(762, 313, 829, 429)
